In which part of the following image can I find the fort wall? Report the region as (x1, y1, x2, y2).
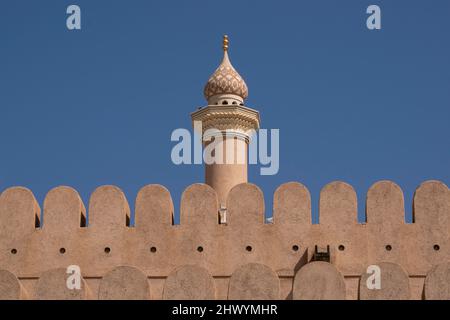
(0, 180, 449, 299)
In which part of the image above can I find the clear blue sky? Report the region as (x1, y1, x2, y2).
(1, 0, 449, 224)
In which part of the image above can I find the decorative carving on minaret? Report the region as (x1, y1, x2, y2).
(194, 35, 260, 142)
(203, 35, 249, 102)
(191, 105, 260, 142)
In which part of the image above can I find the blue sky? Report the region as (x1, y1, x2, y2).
(1, 0, 449, 224)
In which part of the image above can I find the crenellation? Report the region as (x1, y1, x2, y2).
(163, 265, 216, 300)
(273, 182, 311, 225)
(292, 261, 346, 300)
(180, 183, 219, 227)
(227, 183, 265, 226)
(228, 263, 280, 300)
(135, 184, 174, 230)
(43, 186, 86, 231)
(318, 181, 365, 275)
(88, 185, 131, 230)
(98, 266, 150, 300)
(319, 181, 358, 226)
(366, 181, 408, 273)
(0, 187, 40, 237)
(35, 267, 90, 300)
(0, 269, 27, 300)
(359, 262, 410, 300)
(0, 179, 449, 299)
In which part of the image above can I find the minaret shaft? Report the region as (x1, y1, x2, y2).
(205, 137, 248, 206)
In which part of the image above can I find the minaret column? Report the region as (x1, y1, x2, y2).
(204, 130, 248, 205)
(191, 35, 260, 210)
(191, 105, 259, 207)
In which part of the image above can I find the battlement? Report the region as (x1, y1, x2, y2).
(0, 180, 449, 300)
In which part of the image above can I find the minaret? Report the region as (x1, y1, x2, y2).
(191, 35, 260, 215)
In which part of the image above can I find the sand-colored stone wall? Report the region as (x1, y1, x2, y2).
(0, 180, 449, 300)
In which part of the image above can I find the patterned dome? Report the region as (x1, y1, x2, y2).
(203, 36, 248, 101)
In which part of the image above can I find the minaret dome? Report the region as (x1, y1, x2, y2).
(203, 35, 249, 106)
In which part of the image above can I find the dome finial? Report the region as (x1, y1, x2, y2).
(223, 35, 229, 52)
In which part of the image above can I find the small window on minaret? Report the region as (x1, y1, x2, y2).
(222, 101, 228, 105)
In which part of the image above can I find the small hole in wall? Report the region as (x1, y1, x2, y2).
(385, 245, 392, 251)
(150, 247, 157, 253)
(246, 245, 253, 252)
(292, 245, 299, 252)
(10, 249, 17, 255)
(197, 246, 203, 253)
(434, 244, 440, 251)
(222, 101, 228, 105)
(338, 245, 345, 251)
(59, 248, 66, 254)
(104, 247, 111, 254)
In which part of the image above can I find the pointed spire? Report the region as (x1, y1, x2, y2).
(223, 35, 229, 52)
